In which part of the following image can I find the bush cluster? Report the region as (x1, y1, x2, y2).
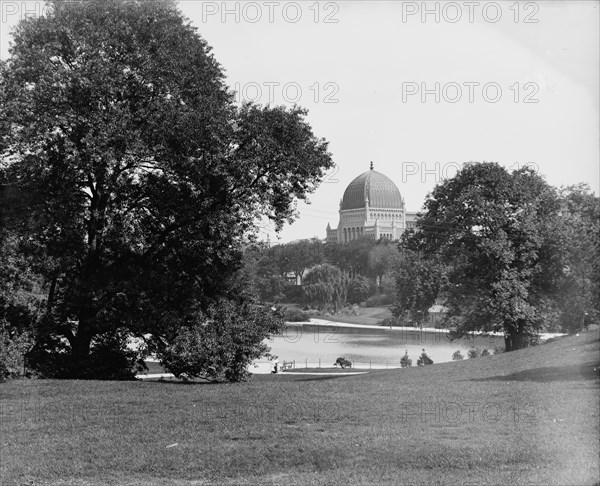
(284, 309, 310, 322)
(159, 300, 284, 383)
(465, 348, 492, 359)
(347, 276, 370, 304)
(366, 294, 394, 307)
(0, 323, 33, 379)
(26, 328, 144, 380)
(335, 357, 352, 368)
(400, 350, 412, 368)
(416, 349, 434, 366)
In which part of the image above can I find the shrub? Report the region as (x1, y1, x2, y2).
(400, 350, 412, 368)
(0, 322, 34, 379)
(159, 299, 284, 382)
(27, 328, 144, 380)
(467, 348, 480, 359)
(380, 316, 402, 327)
(452, 350, 464, 361)
(84, 332, 144, 380)
(334, 357, 352, 369)
(366, 294, 394, 307)
(481, 348, 491, 357)
(379, 274, 397, 296)
(347, 276, 371, 304)
(416, 349, 433, 366)
(284, 309, 309, 322)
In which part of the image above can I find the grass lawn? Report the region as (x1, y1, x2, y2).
(283, 302, 393, 326)
(283, 367, 367, 374)
(324, 305, 393, 325)
(1, 331, 598, 485)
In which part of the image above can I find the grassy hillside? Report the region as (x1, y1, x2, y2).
(1, 331, 598, 485)
(325, 305, 393, 325)
(283, 302, 394, 325)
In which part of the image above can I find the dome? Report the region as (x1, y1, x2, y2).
(341, 168, 402, 210)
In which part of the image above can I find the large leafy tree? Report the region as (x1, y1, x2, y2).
(278, 238, 324, 285)
(393, 248, 446, 327)
(0, 0, 332, 377)
(367, 242, 399, 290)
(240, 243, 286, 304)
(403, 163, 563, 351)
(325, 237, 375, 279)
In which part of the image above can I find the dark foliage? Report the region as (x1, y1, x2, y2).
(416, 349, 433, 366)
(0, 0, 332, 379)
(334, 357, 352, 369)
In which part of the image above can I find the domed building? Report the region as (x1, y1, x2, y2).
(326, 163, 417, 242)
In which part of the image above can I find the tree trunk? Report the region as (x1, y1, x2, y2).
(68, 305, 98, 376)
(504, 321, 526, 352)
(71, 329, 93, 363)
(46, 272, 58, 312)
(504, 334, 513, 352)
(515, 320, 525, 350)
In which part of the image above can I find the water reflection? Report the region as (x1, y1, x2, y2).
(267, 324, 503, 368)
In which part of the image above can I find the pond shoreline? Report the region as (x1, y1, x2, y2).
(287, 318, 566, 341)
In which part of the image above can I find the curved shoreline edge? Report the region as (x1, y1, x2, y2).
(286, 318, 566, 341)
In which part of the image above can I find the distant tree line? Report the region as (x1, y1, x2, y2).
(240, 237, 400, 310)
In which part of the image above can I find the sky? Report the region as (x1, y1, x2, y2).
(1, 1, 598, 244)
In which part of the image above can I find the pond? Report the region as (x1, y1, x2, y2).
(262, 322, 504, 370)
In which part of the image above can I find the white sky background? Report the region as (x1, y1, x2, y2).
(1, 1, 598, 244)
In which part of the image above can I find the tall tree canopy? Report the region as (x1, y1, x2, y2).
(324, 237, 375, 279)
(239, 242, 286, 304)
(367, 242, 399, 290)
(0, 0, 333, 378)
(278, 238, 324, 285)
(393, 249, 446, 327)
(400, 163, 565, 351)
